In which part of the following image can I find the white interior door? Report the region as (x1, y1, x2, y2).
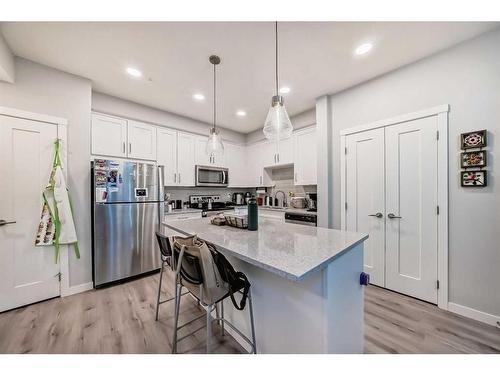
(385, 117, 438, 303)
(0, 115, 60, 312)
(345, 128, 385, 286)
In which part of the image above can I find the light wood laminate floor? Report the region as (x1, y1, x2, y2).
(0, 275, 499, 354)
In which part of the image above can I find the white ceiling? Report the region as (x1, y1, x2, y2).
(1, 22, 497, 134)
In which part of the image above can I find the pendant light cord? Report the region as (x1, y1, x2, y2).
(275, 21, 279, 96)
(213, 62, 216, 131)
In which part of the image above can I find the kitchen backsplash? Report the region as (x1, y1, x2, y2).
(164, 166, 315, 205)
(266, 167, 317, 204)
(164, 186, 255, 204)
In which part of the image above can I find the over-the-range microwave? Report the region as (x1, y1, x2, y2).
(195, 165, 229, 187)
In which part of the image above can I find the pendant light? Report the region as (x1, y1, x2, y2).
(206, 55, 224, 158)
(263, 21, 293, 141)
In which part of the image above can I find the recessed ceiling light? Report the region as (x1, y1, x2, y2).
(126, 67, 142, 77)
(279, 86, 291, 94)
(355, 43, 373, 56)
(236, 110, 247, 117)
(193, 93, 205, 101)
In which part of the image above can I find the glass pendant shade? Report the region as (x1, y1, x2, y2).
(263, 95, 293, 141)
(206, 128, 224, 157)
(206, 54, 224, 156)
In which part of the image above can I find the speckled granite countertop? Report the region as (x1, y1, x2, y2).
(258, 206, 317, 215)
(162, 217, 367, 281)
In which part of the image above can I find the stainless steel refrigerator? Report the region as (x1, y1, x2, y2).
(91, 159, 163, 287)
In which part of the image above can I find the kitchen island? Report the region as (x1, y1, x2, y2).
(162, 217, 368, 354)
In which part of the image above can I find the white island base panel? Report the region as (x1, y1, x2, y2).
(221, 243, 364, 354)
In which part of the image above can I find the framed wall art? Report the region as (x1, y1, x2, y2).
(461, 170, 487, 187)
(461, 130, 487, 149)
(461, 150, 487, 168)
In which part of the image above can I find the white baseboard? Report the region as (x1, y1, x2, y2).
(61, 282, 93, 297)
(448, 302, 500, 328)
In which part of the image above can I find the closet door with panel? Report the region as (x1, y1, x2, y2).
(385, 117, 438, 304)
(345, 128, 386, 287)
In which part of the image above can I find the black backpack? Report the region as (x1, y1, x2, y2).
(207, 243, 251, 311)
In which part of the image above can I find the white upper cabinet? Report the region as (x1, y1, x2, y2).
(276, 137, 293, 165)
(261, 137, 293, 167)
(247, 141, 272, 187)
(176, 132, 196, 186)
(195, 136, 211, 166)
(245, 142, 262, 187)
(195, 135, 225, 167)
(91, 113, 127, 158)
(157, 128, 178, 186)
(127, 120, 157, 160)
(225, 143, 247, 187)
(293, 126, 317, 185)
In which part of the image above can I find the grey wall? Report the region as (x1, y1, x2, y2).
(0, 57, 92, 287)
(92, 92, 246, 144)
(245, 108, 316, 144)
(324, 29, 500, 316)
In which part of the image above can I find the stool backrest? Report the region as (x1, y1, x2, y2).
(172, 236, 204, 285)
(155, 231, 173, 258)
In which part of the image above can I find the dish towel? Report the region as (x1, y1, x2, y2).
(35, 139, 80, 262)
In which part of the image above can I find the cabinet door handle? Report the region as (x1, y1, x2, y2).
(174, 173, 177, 183)
(122, 142, 126, 154)
(277, 153, 280, 163)
(178, 173, 181, 183)
(129, 143, 132, 154)
(0, 219, 16, 226)
(368, 212, 383, 218)
(295, 172, 298, 182)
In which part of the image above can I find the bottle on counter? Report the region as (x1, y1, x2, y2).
(247, 195, 258, 231)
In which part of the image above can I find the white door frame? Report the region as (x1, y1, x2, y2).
(0, 106, 72, 298)
(340, 104, 449, 310)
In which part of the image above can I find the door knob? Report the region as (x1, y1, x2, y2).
(387, 213, 402, 219)
(368, 212, 383, 218)
(0, 219, 16, 226)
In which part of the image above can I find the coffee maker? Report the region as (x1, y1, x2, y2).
(232, 192, 245, 205)
(307, 193, 317, 212)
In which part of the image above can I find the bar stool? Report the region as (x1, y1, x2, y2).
(171, 236, 257, 354)
(154, 231, 189, 321)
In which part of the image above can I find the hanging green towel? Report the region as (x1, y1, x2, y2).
(35, 139, 80, 262)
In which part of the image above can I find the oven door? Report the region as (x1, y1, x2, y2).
(195, 165, 229, 187)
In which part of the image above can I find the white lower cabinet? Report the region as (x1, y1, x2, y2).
(293, 127, 317, 185)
